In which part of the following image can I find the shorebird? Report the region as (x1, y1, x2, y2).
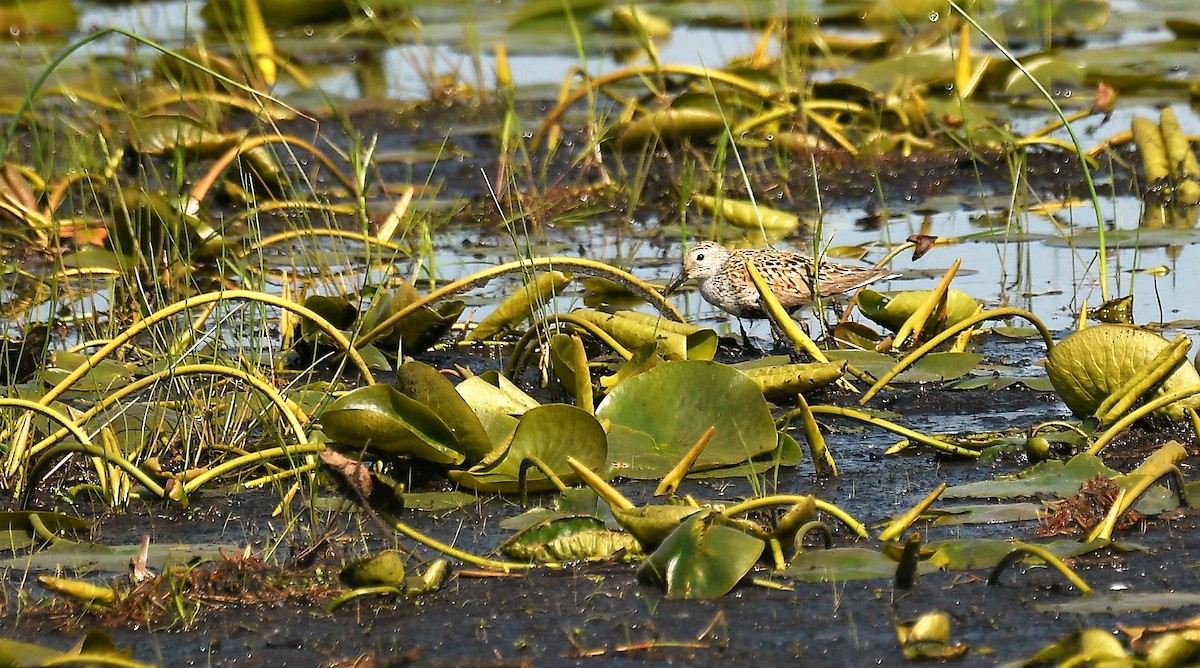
(664, 241, 897, 319)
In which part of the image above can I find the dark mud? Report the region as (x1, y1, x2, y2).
(6, 332, 1200, 667)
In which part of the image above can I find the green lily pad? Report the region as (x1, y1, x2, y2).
(824, 349, 982, 383)
(455, 372, 539, 445)
(341, 550, 407, 588)
(320, 384, 465, 465)
(399, 490, 479, 513)
(783, 547, 920, 582)
(611, 504, 706, 548)
(448, 404, 607, 493)
(926, 538, 1113, 571)
(1046, 325, 1200, 419)
(395, 361, 494, 463)
(637, 512, 764, 599)
(943, 454, 1118, 500)
(595, 361, 778, 478)
(1038, 592, 1200, 614)
(500, 515, 640, 562)
(857, 288, 980, 334)
(928, 503, 1045, 526)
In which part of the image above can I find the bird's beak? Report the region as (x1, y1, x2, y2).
(664, 272, 687, 295)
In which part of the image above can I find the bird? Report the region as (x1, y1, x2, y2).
(664, 241, 898, 319)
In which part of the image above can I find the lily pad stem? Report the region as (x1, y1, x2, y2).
(988, 542, 1092, 594)
(859, 307, 1053, 404)
(801, 406, 982, 458)
(1088, 385, 1200, 455)
(719, 495, 868, 539)
(382, 512, 531, 572)
(358, 258, 682, 348)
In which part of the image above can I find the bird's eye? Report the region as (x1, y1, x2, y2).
(696, 253, 705, 261)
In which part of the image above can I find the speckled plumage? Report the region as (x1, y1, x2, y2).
(666, 241, 897, 319)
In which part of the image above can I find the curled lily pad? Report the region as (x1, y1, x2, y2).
(455, 371, 539, 444)
(1046, 325, 1200, 419)
(464, 271, 573, 342)
(320, 384, 465, 465)
(637, 511, 764, 599)
(362, 280, 464, 356)
(857, 289, 980, 335)
(341, 550, 407, 588)
(448, 404, 607, 493)
(500, 515, 640, 562)
(395, 361, 493, 463)
(570, 310, 716, 361)
(617, 105, 727, 150)
(595, 361, 778, 478)
(896, 612, 968, 660)
(737, 361, 847, 398)
(692, 194, 800, 233)
(611, 504, 705, 549)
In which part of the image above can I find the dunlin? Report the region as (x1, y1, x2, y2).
(665, 241, 897, 319)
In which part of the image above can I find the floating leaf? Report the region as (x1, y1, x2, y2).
(617, 106, 727, 149)
(637, 512, 764, 599)
(570, 310, 717, 361)
(455, 371, 539, 445)
(783, 547, 913, 582)
(320, 384, 465, 465)
(737, 361, 847, 399)
(692, 194, 801, 232)
(464, 271, 572, 342)
(395, 361, 493, 463)
(896, 611, 968, 660)
(611, 504, 705, 549)
(500, 515, 640, 562)
(449, 404, 607, 493)
(596, 361, 778, 478)
(943, 454, 1118, 500)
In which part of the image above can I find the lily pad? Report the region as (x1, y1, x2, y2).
(595, 361, 779, 478)
(449, 404, 608, 493)
(943, 454, 1118, 500)
(320, 384, 465, 466)
(637, 512, 764, 599)
(1045, 325, 1200, 419)
(500, 515, 640, 562)
(783, 547, 919, 582)
(857, 288, 980, 334)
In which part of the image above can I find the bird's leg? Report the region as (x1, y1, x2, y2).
(737, 318, 758, 351)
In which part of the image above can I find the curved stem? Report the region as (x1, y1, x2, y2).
(190, 134, 358, 205)
(534, 64, 781, 148)
(182, 443, 327, 496)
(26, 442, 166, 501)
(37, 290, 375, 411)
(720, 494, 868, 538)
(860, 307, 1054, 404)
(383, 512, 532, 572)
(803, 406, 982, 458)
(1088, 385, 1200, 455)
(240, 228, 409, 257)
(357, 258, 682, 348)
(0, 398, 94, 480)
(988, 541, 1092, 594)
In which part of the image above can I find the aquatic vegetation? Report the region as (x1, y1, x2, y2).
(3, 0, 1200, 663)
